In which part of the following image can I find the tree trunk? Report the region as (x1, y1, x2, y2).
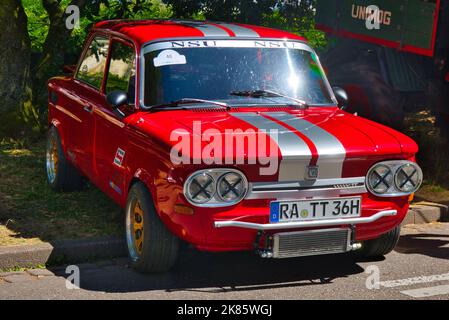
(0, 0, 37, 137)
(33, 0, 86, 121)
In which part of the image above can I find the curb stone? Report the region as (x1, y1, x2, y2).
(403, 203, 449, 225)
(0, 205, 447, 270)
(26, 269, 55, 277)
(0, 236, 126, 270)
(2, 274, 36, 284)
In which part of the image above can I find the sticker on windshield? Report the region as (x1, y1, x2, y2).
(153, 50, 187, 67)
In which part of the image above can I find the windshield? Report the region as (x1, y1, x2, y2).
(142, 40, 336, 108)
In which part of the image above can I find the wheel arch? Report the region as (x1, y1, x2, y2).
(127, 168, 159, 212)
(48, 119, 68, 155)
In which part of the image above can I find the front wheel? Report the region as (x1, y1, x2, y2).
(125, 182, 179, 273)
(358, 226, 401, 258)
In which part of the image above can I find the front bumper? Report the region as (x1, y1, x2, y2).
(214, 209, 398, 230)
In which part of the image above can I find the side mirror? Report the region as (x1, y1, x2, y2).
(333, 87, 349, 110)
(106, 90, 128, 118)
(63, 65, 76, 75)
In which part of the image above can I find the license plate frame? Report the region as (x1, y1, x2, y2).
(270, 196, 362, 223)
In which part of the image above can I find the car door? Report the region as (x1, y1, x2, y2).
(93, 37, 137, 202)
(69, 34, 110, 178)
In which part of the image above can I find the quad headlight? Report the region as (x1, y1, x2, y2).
(185, 172, 216, 204)
(366, 161, 422, 197)
(184, 169, 248, 207)
(395, 163, 422, 193)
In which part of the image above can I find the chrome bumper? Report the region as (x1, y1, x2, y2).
(214, 210, 398, 231)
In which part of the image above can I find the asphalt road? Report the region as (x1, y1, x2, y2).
(1, 223, 449, 300)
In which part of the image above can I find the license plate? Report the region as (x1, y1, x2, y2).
(270, 197, 362, 223)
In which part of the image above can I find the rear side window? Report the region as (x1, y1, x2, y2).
(105, 41, 136, 104)
(76, 36, 109, 89)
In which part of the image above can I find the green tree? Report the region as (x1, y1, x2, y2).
(0, 0, 323, 138)
(164, 0, 325, 47)
(0, 0, 36, 137)
(0, 0, 173, 138)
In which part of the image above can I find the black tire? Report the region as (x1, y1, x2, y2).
(125, 182, 179, 273)
(358, 226, 401, 258)
(46, 126, 84, 191)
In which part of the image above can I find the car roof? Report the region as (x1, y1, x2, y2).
(93, 19, 306, 46)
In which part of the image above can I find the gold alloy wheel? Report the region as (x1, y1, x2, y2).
(132, 200, 144, 255)
(46, 136, 59, 183)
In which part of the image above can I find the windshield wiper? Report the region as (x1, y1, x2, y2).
(230, 89, 309, 109)
(149, 98, 231, 111)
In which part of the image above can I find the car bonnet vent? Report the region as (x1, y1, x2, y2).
(192, 107, 229, 112)
(191, 106, 302, 112)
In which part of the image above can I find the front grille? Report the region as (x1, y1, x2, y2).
(273, 228, 351, 259)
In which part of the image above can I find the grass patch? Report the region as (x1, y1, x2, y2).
(416, 183, 449, 205)
(0, 139, 123, 247)
(0, 264, 46, 273)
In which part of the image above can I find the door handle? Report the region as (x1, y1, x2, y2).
(83, 105, 94, 114)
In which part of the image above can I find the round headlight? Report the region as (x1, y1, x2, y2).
(367, 164, 393, 195)
(395, 163, 422, 193)
(217, 172, 247, 203)
(186, 173, 215, 204)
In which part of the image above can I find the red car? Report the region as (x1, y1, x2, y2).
(47, 20, 423, 273)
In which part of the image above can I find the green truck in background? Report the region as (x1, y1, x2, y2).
(316, 0, 449, 133)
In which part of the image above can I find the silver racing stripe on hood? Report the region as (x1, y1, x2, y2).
(232, 113, 311, 181)
(175, 21, 230, 37)
(194, 24, 229, 37)
(214, 23, 260, 38)
(265, 112, 346, 179)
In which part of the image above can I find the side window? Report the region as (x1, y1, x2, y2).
(76, 36, 109, 89)
(106, 41, 136, 104)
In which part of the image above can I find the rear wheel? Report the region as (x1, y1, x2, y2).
(125, 182, 179, 273)
(358, 226, 401, 258)
(46, 126, 84, 191)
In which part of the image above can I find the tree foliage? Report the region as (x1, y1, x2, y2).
(0, 0, 323, 138)
(163, 0, 325, 47)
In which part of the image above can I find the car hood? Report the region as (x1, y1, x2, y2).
(133, 107, 418, 180)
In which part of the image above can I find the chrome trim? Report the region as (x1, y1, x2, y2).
(184, 169, 249, 207)
(214, 209, 397, 230)
(366, 161, 423, 197)
(247, 177, 367, 200)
